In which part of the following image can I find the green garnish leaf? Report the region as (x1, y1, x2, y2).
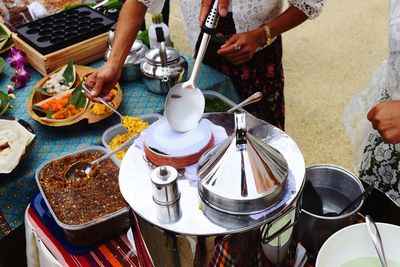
(67, 84, 87, 109)
(0, 26, 9, 40)
(46, 108, 53, 119)
(1, 36, 13, 51)
(32, 105, 46, 114)
(34, 87, 52, 96)
(0, 58, 4, 73)
(137, 29, 149, 48)
(0, 38, 7, 50)
(62, 60, 75, 87)
(0, 91, 9, 111)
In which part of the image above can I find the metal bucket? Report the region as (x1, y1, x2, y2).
(296, 164, 365, 260)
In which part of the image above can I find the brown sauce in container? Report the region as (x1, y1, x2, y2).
(39, 151, 127, 225)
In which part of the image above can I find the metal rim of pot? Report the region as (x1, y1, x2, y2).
(300, 164, 365, 220)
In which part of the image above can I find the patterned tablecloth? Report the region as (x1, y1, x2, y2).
(0, 55, 239, 238)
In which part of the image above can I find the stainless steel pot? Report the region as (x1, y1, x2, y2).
(197, 112, 289, 215)
(150, 166, 180, 205)
(105, 40, 148, 81)
(140, 46, 188, 94)
(296, 164, 365, 258)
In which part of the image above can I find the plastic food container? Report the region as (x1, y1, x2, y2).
(35, 146, 129, 247)
(102, 113, 162, 154)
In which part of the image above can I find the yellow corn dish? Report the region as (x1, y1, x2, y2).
(108, 117, 149, 160)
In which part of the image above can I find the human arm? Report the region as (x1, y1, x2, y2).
(218, 6, 308, 65)
(367, 100, 400, 144)
(85, 0, 147, 101)
(218, 0, 325, 65)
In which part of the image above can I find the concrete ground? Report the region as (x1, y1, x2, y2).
(164, 0, 388, 173)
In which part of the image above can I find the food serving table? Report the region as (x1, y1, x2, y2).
(0, 54, 240, 239)
(119, 113, 306, 236)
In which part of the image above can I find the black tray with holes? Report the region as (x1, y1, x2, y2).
(16, 6, 115, 55)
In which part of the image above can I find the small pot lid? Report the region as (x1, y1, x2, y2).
(106, 40, 148, 65)
(145, 47, 181, 65)
(197, 113, 289, 215)
(130, 40, 144, 53)
(150, 166, 178, 186)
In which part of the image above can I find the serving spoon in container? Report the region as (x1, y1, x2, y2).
(82, 82, 125, 124)
(64, 133, 139, 180)
(164, 0, 220, 132)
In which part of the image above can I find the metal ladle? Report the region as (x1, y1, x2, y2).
(164, 0, 220, 132)
(366, 215, 388, 267)
(64, 133, 139, 180)
(82, 82, 124, 123)
(323, 183, 374, 217)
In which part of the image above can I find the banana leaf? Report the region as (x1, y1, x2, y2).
(0, 58, 4, 73)
(0, 26, 9, 40)
(0, 91, 10, 115)
(34, 87, 52, 96)
(67, 84, 87, 109)
(61, 60, 76, 88)
(0, 36, 13, 54)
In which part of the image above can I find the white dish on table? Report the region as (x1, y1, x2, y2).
(316, 222, 400, 267)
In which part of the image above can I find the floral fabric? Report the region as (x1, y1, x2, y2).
(349, 0, 400, 208)
(359, 88, 400, 207)
(360, 131, 400, 206)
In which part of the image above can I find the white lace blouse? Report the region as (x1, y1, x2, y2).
(138, 0, 325, 49)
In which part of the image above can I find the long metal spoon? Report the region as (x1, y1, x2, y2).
(64, 133, 139, 180)
(82, 82, 124, 122)
(227, 92, 263, 113)
(366, 215, 388, 267)
(164, 0, 220, 132)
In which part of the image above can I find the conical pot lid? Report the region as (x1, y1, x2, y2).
(197, 112, 288, 215)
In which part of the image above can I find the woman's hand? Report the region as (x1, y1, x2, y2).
(84, 62, 122, 102)
(367, 100, 400, 144)
(217, 28, 265, 65)
(199, 0, 230, 26)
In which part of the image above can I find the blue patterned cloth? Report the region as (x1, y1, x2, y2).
(0, 54, 239, 238)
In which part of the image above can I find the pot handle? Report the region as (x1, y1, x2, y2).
(156, 27, 168, 68)
(234, 112, 247, 148)
(260, 205, 299, 244)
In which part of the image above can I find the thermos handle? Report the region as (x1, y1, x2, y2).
(155, 27, 167, 68)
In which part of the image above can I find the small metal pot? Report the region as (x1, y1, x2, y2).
(140, 46, 188, 94)
(150, 166, 180, 205)
(296, 164, 365, 257)
(105, 40, 148, 81)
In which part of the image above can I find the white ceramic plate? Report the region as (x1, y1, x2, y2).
(316, 222, 400, 267)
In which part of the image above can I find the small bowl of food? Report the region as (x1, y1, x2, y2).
(102, 114, 162, 161)
(316, 222, 400, 267)
(28, 62, 89, 125)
